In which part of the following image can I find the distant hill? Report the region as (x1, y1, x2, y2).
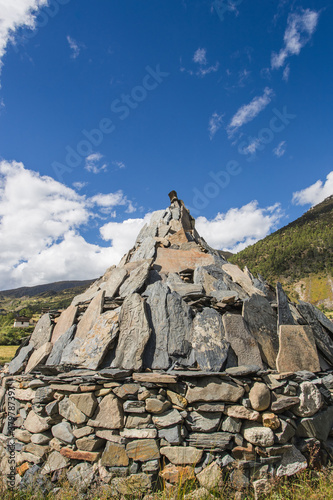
(229, 195, 333, 310)
(0, 280, 95, 299)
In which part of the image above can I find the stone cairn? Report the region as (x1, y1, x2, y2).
(1, 191, 333, 497)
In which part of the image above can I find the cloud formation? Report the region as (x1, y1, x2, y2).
(208, 112, 224, 139)
(271, 9, 320, 70)
(181, 48, 219, 77)
(227, 87, 274, 136)
(196, 201, 282, 253)
(67, 35, 81, 59)
(85, 153, 108, 174)
(292, 171, 333, 206)
(273, 140, 286, 157)
(0, 0, 47, 77)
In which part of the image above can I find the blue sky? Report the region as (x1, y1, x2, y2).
(0, 0, 332, 289)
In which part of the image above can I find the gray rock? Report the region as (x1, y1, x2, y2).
(242, 293, 279, 369)
(130, 236, 156, 262)
(119, 260, 151, 297)
(25, 342, 53, 373)
(8, 344, 34, 375)
(112, 293, 151, 371)
(104, 267, 128, 298)
(249, 383, 271, 411)
(191, 308, 230, 372)
(46, 325, 76, 366)
(167, 282, 204, 299)
(71, 283, 100, 306)
(211, 290, 239, 303)
(160, 446, 202, 465)
(158, 426, 182, 445)
(125, 413, 152, 429)
(58, 398, 87, 424)
(167, 291, 193, 359)
(31, 433, 52, 445)
(45, 401, 59, 417)
(292, 382, 323, 417)
(33, 387, 54, 404)
(88, 393, 124, 429)
(153, 409, 183, 429)
(51, 305, 77, 343)
(141, 460, 160, 473)
(24, 411, 50, 434)
(275, 419, 296, 444)
(187, 433, 233, 452)
(276, 282, 296, 328)
(186, 377, 244, 404)
(51, 422, 75, 444)
(221, 417, 242, 434)
(185, 411, 221, 432)
(123, 401, 146, 413)
(69, 393, 98, 418)
(67, 463, 94, 491)
(309, 303, 333, 335)
(225, 365, 262, 377)
(30, 314, 53, 350)
(135, 210, 166, 245)
(276, 325, 321, 373)
(243, 424, 275, 447)
(223, 314, 264, 369)
(296, 406, 333, 441)
(276, 445, 307, 477)
(297, 301, 333, 364)
(43, 451, 69, 474)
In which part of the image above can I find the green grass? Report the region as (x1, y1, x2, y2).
(0, 345, 18, 365)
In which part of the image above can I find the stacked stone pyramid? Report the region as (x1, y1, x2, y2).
(8, 191, 333, 376)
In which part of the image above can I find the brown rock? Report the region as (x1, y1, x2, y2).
(101, 441, 129, 466)
(24, 411, 50, 433)
(232, 444, 255, 460)
(88, 393, 124, 429)
(222, 314, 264, 368)
(17, 462, 30, 476)
(262, 413, 280, 430)
(276, 325, 320, 373)
(75, 290, 105, 339)
(69, 392, 98, 418)
(196, 461, 222, 490)
(145, 398, 171, 414)
(51, 305, 77, 343)
(186, 377, 244, 404)
(225, 405, 261, 421)
(160, 446, 203, 465)
(126, 439, 160, 461)
(25, 342, 53, 373)
(249, 383, 271, 411)
(153, 247, 215, 274)
(271, 396, 300, 413)
(60, 448, 101, 462)
(76, 437, 105, 452)
(113, 383, 141, 400)
(133, 373, 177, 384)
(159, 464, 195, 484)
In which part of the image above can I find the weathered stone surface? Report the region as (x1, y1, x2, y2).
(187, 433, 232, 451)
(101, 441, 129, 466)
(192, 402, 225, 412)
(75, 290, 105, 339)
(51, 305, 77, 343)
(126, 439, 160, 461)
(221, 417, 242, 433)
(71, 282, 99, 306)
(292, 382, 323, 417)
(275, 419, 296, 444)
(25, 342, 53, 373)
(152, 409, 183, 429)
(262, 413, 280, 430)
(167, 282, 204, 299)
(197, 461, 222, 490)
(297, 301, 333, 363)
(160, 446, 203, 465)
(222, 263, 264, 297)
(249, 383, 271, 411)
(113, 383, 140, 400)
(104, 267, 128, 298)
(158, 426, 182, 445)
(159, 464, 195, 484)
(76, 437, 104, 452)
(95, 430, 126, 444)
(130, 236, 156, 262)
(125, 413, 152, 429)
(277, 325, 320, 373)
(243, 424, 275, 447)
(190, 308, 230, 371)
(145, 398, 171, 414)
(67, 393, 97, 418)
(308, 302, 333, 335)
(253, 478, 273, 500)
(58, 398, 87, 424)
(112, 473, 153, 495)
(73, 426, 94, 439)
(24, 411, 50, 434)
(225, 365, 261, 377)
(133, 372, 177, 384)
(67, 462, 94, 491)
(276, 283, 295, 328)
(24, 442, 49, 458)
(123, 400, 146, 413)
(271, 396, 300, 413)
(33, 386, 54, 404)
(51, 422, 74, 444)
(50, 383, 81, 392)
(153, 247, 215, 274)
(46, 325, 76, 366)
(119, 260, 151, 297)
(225, 405, 261, 421)
(14, 429, 32, 444)
(8, 344, 34, 375)
(15, 388, 36, 401)
(167, 390, 188, 408)
(63, 310, 119, 369)
(30, 314, 53, 350)
(185, 411, 221, 432)
(43, 450, 69, 473)
(186, 377, 244, 404)
(223, 314, 264, 369)
(276, 445, 307, 477)
(88, 394, 124, 429)
(243, 294, 279, 368)
(60, 448, 101, 462)
(120, 428, 157, 439)
(112, 293, 151, 371)
(296, 406, 333, 441)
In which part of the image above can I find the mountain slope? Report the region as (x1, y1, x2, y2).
(229, 196, 333, 309)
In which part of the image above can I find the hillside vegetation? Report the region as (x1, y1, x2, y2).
(230, 196, 333, 309)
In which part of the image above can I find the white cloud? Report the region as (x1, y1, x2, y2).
(227, 87, 274, 136)
(196, 201, 282, 252)
(271, 9, 320, 70)
(292, 171, 333, 207)
(112, 160, 126, 170)
(282, 64, 290, 82)
(73, 181, 87, 190)
(273, 140, 286, 157)
(0, 160, 139, 289)
(242, 138, 262, 155)
(67, 35, 81, 59)
(208, 112, 224, 140)
(85, 153, 108, 174)
(193, 48, 207, 65)
(0, 0, 47, 78)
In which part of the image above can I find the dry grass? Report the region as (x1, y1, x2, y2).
(0, 345, 18, 365)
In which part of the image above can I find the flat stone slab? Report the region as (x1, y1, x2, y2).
(101, 442, 129, 467)
(126, 439, 160, 461)
(160, 446, 202, 465)
(297, 301, 333, 364)
(87, 393, 124, 429)
(132, 373, 177, 384)
(104, 267, 128, 298)
(46, 325, 76, 366)
(223, 314, 264, 369)
(276, 283, 295, 328)
(30, 314, 53, 350)
(276, 325, 320, 373)
(8, 344, 34, 375)
(60, 448, 101, 462)
(186, 433, 233, 452)
(222, 263, 265, 297)
(75, 290, 105, 340)
(186, 377, 244, 404)
(51, 305, 77, 343)
(112, 294, 151, 371)
(25, 342, 53, 373)
(119, 260, 151, 298)
(153, 247, 215, 274)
